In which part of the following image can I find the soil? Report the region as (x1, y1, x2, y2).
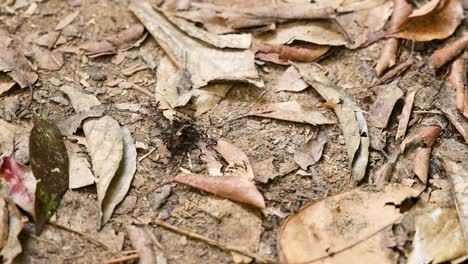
(0, 0, 464, 263)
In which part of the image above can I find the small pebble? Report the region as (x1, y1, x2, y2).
(88, 65, 107, 81)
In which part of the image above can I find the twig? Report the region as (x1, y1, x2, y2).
(131, 84, 156, 99)
(50, 222, 120, 256)
(413, 110, 443, 115)
(332, 18, 353, 45)
(138, 147, 157, 162)
(103, 254, 139, 264)
(151, 218, 276, 263)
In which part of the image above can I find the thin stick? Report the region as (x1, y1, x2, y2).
(151, 218, 276, 263)
(50, 222, 120, 256)
(131, 84, 156, 99)
(103, 254, 139, 264)
(138, 147, 157, 162)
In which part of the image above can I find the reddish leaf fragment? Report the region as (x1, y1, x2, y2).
(413, 147, 431, 184)
(174, 174, 265, 208)
(251, 41, 329, 65)
(107, 24, 145, 48)
(449, 56, 468, 118)
(0, 157, 36, 217)
(369, 84, 403, 128)
(400, 125, 442, 152)
(431, 34, 468, 69)
(30, 117, 69, 234)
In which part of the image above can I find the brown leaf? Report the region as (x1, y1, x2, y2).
(413, 147, 432, 184)
(65, 141, 95, 189)
(34, 31, 61, 49)
(431, 34, 468, 69)
(439, 74, 468, 142)
(400, 125, 442, 152)
(36, 49, 64, 71)
(409, 0, 442, 17)
(279, 184, 420, 263)
(57, 105, 106, 135)
(392, 0, 464, 41)
(369, 84, 403, 128)
(30, 117, 69, 234)
(107, 24, 145, 48)
(0, 119, 17, 158)
(126, 225, 157, 264)
(174, 173, 266, 208)
(248, 101, 336, 126)
(55, 11, 79, 30)
(274, 66, 309, 92)
(374, 0, 412, 76)
(212, 139, 254, 180)
(449, 55, 467, 118)
(0, 47, 38, 88)
(251, 41, 329, 65)
(294, 132, 327, 170)
(396, 91, 416, 142)
(252, 157, 278, 183)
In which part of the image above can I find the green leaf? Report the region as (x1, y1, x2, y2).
(29, 117, 69, 234)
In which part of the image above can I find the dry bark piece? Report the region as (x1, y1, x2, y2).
(431, 34, 468, 69)
(30, 117, 69, 235)
(100, 127, 137, 225)
(0, 47, 38, 88)
(369, 84, 403, 128)
(175, 174, 265, 208)
(372, 57, 414, 86)
(65, 141, 95, 189)
(396, 91, 416, 142)
(247, 101, 335, 126)
(129, 0, 263, 88)
(126, 225, 157, 264)
(374, 0, 412, 76)
(55, 11, 79, 30)
(294, 63, 369, 181)
(0, 157, 36, 217)
(212, 139, 254, 181)
(449, 56, 467, 118)
(392, 0, 464, 41)
(279, 184, 420, 263)
(0, 183, 27, 264)
(275, 66, 309, 92)
(294, 132, 327, 170)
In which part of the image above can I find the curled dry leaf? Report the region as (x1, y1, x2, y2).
(0, 119, 17, 158)
(100, 127, 137, 225)
(294, 63, 369, 181)
(369, 84, 403, 128)
(174, 174, 266, 208)
(396, 91, 416, 142)
(0, 182, 27, 264)
(294, 132, 327, 170)
(129, 0, 263, 88)
(374, 0, 412, 76)
(65, 141, 95, 189)
(279, 184, 420, 263)
(247, 101, 335, 126)
(392, 0, 464, 41)
(212, 139, 254, 181)
(0, 47, 38, 88)
(274, 66, 309, 92)
(431, 34, 468, 69)
(30, 117, 69, 235)
(80, 24, 147, 57)
(126, 225, 157, 264)
(252, 41, 330, 65)
(0, 157, 36, 217)
(449, 55, 467, 118)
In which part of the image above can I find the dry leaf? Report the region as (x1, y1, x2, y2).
(369, 84, 403, 128)
(374, 0, 412, 76)
(409, 0, 442, 17)
(392, 0, 464, 41)
(0, 47, 38, 88)
(57, 105, 106, 135)
(440, 75, 468, 142)
(248, 101, 335, 126)
(59, 85, 101, 112)
(0, 198, 7, 250)
(0, 120, 17, 158)
(449, 55, 467, 118)
(279, 184, 420, 263)
(431, 34, 468, 69)
(212, 139, 254, 181)
(0, 75, 16, 96)
(100, 127, 137, 225)
(126, 225, 157, 264)
(55, 11, 79, 30)
(107, 24, 145, 49)
(294, 63, 369, 181)
(65, 141, 95, 189)
(0, 157, 36, 217)
(252, 41, 329, 65)
(34, 31, 61, 49)
(0, 182, 27, 264)
(129, 0, 263, 88)
(338, 1, 393, 49)
(396, 91, 416, 142)
(174, 173, 265, 208)
(35, 49, 64, 71)
(252, 157, 278, 183)
(294, 132, 327, 170)
(315, 0, 388, 12)
(274, 66, 309, 92)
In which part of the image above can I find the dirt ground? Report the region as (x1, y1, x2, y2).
(0, 0, 465, 263)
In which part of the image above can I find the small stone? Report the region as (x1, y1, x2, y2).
(88, 65, 107, 81)
(118, 81, 133, 89)
(129, 113, 142, 123)
(50, 95, 69, 106)
(158, 207, 171, 220)
(49, 77, 63, 86)
(148, 185, 171, 211)
(114, 195, 137, 214)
